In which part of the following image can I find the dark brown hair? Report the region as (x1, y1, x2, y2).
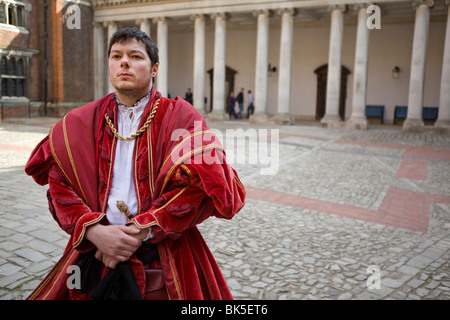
(107, 27, 159, 67)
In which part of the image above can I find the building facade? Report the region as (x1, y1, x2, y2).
(0, 0, 37, 118)
(0, 0, 93, 120)
(1, 0, 449, 132)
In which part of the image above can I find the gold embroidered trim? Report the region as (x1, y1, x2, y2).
(235, 175, 245, 191)
(160, 144, 224, 196)
(42, 249, 77, 300)
(147, 128, 155, 197)
(167, 246, 183, 300)
(28, 249, 74, 300)
(134, 136, 142, 214)
(161, 130, 212, 169)
(130, 186, 188, 229)
(62, 116, 89, 206)
(101, 137, 116, 213)
(72, 213, 106, 249)
(49, 123, 73, 187)
(105, 98, 160, 141)
(180, 164, 192, 180)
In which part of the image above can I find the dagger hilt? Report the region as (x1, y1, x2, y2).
(116, 200, 132, 218)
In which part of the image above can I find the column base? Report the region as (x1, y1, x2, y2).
(320, 114, 344, 128)
(249, 112, 272, 125)
(402, 118, 424, 132)
(271, 113, 295, 125)
(434, 119, 450, 134)
(346, 116, 368, 130)
(434, 119, 450, 128)
(205, 111, 229, 122)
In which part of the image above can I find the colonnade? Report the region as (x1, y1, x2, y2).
(93, 0, 450, 131)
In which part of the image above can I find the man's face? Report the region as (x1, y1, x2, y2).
(108, 38, 158, 96)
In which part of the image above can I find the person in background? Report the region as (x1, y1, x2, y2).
(185, 88, 193, 104)
(236, 88, 244, 119)
(247, 90, 254, 119)
(228, 91, 238, 119)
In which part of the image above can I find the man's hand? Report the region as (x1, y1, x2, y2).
(94, 250, 121, 270)
(85, 223, 149, 269)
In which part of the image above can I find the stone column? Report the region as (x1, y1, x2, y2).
(321, 4, 346, 127)
(436, 0, 450, 131)
(274, 8, 296, 125)
(209, 12, 228, 120)
(156, 17, 169, 97)
(192, 14, 206, 113)
(404, 0, 434, 132)
(106, 21, 118, 94)
(137, 18, 151, 37)
(250, 9, 272, 124)
(3, 2, 9, 25)
(93, 22, 105, 99)
(347, 5, 370, 130)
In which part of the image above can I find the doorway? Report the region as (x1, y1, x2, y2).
(207, 66, 238, 112)
(314, 64, 350, 121)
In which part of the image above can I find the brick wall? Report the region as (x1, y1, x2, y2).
(0, 0, 42, 119)
(28, 0, 43, 102)
(62, 2, 94, 103)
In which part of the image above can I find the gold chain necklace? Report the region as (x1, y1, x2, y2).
(104, 98, 160, 141)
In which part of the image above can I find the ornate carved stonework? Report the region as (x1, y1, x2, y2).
(93, 0, 175, 7)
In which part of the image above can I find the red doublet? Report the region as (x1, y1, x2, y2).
(25, 89, 246, 300)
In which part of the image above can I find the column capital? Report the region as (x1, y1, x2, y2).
(277, 8, 297, 17)
(252, 9, 273, 18)
(103, 21, 117, 28)
(210, 12, 230, 20)
(413, 0, 435, 9)
(352, 2, 372, 12)
(135, 18, 150, 25)
(328, 4, 347, 13)
(190, 13, 206, 22)
(153, 16, 172, 24)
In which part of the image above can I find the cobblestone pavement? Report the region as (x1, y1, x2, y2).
(0, 117, 449, 300)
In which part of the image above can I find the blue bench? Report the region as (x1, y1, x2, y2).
(394, 106, 439, 125)
(365, 105, 385, 124)
(422, 107, 438, 124)
(394, 106, 408, 125)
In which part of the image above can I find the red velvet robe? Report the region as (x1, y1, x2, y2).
(24, 89, 246, 300)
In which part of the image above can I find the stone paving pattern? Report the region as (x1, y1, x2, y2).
(0, 117, 449, 300)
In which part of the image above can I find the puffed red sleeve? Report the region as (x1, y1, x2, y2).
(126, 97, 246, 244)
(127, 160, 245, 243)
(25, 137, 106, 252)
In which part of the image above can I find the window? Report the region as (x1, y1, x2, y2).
(1, 56, 27, 97)
(16, 6, 23, 27)
(0, 6, 4, 24)
(0, 1, 27, 28)
(1, 58, 7, 74)
(8, 6, 14, 25)
(17, 58, 23, 75)
(1, 80, 7, 97)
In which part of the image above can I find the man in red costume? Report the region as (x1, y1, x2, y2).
(25, 28, 245, 300)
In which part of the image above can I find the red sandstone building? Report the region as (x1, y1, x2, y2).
(0, 0, 93, 120)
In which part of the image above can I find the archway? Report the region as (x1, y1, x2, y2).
(314, 64, 351, 121)
(207, 66, 238, 112)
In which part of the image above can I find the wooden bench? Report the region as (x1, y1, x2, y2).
(422, 107, 438, 125)
(394, 106, 407, 125)
(365, 105, 385, 124)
